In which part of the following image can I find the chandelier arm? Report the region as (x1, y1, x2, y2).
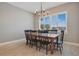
(34, 2, 49, 16)
(40, 2, 43, 18)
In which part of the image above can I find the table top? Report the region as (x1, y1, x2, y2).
(26, 32, 59, 39)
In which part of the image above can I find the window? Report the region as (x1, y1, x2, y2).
(39, 11, 67, 31)
(50, 15, 58, 27)
(39, 16, 50, 30)
(57, 12, 67, 27)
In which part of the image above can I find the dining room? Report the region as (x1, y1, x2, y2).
(0, 2, 79, 56)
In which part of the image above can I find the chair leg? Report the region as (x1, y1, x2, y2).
(39, 42, 42, 51)
(25, 36, 29, 45)
(29, 40, 31, 47)
(46, 45, 48, 55)
(36, 41, 38, 50)
(26, 40, 28, 45)
(29, 40, 33, 48)
(59, 44, 63, 54)
(60, 47, 62, 54)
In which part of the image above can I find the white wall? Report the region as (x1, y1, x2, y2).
(0, 2, 34, 43)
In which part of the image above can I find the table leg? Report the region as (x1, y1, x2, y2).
(57, 37, 58, 48)
(26, 37, 29, 45)
(50, 40, 54, 54)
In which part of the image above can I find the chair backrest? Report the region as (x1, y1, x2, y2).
(43, 30, 48, 33)
(40, 36, 50, 42)
(48, 30, 57, 34)
(61, 30, 64, 43)
(24, 30, 31, 40)
(38, 30, 48, 33)
(30, 30, 37, 32)
(58, 30, 64, 44)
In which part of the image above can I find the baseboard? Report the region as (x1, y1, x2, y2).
(64, 41, 79, 47)
(0, 38, 79, 47)
(0, 38, 25, 46)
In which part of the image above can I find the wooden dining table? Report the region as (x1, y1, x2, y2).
(26, 32, 59, 54)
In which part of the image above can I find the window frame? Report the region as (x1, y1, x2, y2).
(39, 15, 50, 30)
(39, 11, 68, 32)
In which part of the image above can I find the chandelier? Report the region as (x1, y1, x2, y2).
(34, 2, 49, 19)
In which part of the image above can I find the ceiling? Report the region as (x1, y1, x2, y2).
(8, 2, 68, 13)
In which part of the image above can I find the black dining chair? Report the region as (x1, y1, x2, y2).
(54, 30, 64, 54)
(24, 30, 31, 45)
(31, 35, 38, 48)
(33, 30, 42, 50)
(38, 36, 51, 55)
(28, 30, 38, 48)
(24, 30, 36, 47)
(48, 30, 58, 48)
